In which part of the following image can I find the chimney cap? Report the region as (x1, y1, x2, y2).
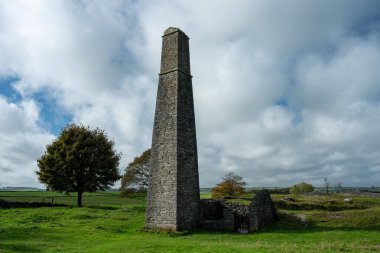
(163, 27, 189, 38)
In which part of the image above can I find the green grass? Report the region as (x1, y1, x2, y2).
(271, 194, 380, 211)
(200, 192, 212, 199)
(1, 192, 380, 252)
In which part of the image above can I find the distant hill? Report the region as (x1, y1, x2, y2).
(0, 187, 44, 192)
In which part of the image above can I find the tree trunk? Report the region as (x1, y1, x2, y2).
(77, 191, 83, 207)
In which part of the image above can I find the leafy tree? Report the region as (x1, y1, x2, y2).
(289, 182, 315, 195)
(211, 172, 246, 199)
(120, 149, 151, 196)
(36, 124, 121, 207)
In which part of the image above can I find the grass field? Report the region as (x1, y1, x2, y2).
(1, 191, 380, 252)
(0, 191, 144, 206)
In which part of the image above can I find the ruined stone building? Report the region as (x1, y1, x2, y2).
(200, 190, 277, 232)
(145, 27, 276, 232)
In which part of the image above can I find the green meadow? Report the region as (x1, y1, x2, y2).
(1, 191, 380, 253)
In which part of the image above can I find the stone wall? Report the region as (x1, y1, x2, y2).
(0, 200, 66, 208)
(199, 199, 234, 231)
(249, 190, 277, 231)
(145, 70, 178, 230)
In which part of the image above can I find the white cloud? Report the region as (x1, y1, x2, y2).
(0, 0, 380, 188)
(0, 97, 54, 186)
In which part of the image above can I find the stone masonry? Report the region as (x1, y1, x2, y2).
(249, 190, 277, 230)
(199, 190, 277, 232)
(145, 27, 200, 231)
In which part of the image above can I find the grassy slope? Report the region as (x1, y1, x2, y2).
(0, 192, 380, 253)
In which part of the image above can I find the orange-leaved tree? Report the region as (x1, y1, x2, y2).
(211, 172, 246, 199)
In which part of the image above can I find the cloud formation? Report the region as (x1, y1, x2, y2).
(0, 0, 380, 188)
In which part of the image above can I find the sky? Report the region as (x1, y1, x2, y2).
(1, 0, 380, 189)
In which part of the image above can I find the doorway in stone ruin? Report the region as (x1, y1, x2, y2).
(234, 214, 249, 233)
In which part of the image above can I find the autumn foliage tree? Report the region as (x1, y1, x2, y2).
(120, 149, 151, 196)
(36, 124, 121, 207)
(211, 172, 246, 199)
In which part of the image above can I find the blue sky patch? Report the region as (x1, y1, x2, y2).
(33, 91, 72, 135)
(292, 111, 303, 126)
(0, 75, 72, 135)
(0, 75, 22, 103)
(275, 98, 288, 107)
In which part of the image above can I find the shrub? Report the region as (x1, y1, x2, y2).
(290, 182, 315, 195)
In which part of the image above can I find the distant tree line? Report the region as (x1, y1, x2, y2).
(247, 188, 290, 195)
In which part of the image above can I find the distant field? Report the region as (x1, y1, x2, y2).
(0, 187, 43, 192)
(0, 191, 145, 206)
(200, 191, 212, 199)
(1, 191, 380, 252)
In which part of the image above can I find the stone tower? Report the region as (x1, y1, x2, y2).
(145, 27, 200, 231)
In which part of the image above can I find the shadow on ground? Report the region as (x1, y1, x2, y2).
(0, 226, 62, 253)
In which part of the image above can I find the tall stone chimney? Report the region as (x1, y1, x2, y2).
(145, 27, 200, 231)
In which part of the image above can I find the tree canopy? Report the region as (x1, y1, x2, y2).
(211, 172, 246, 199)
(289, 182, 315, 195)
(36, 124, 121, 207)
(120, 149, 150, 196)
